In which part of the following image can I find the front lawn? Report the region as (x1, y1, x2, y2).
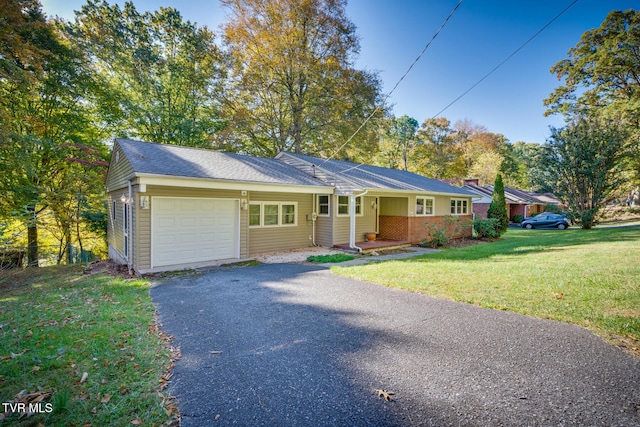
(0, 265, 176, 426)
(334, 226, 640, 353)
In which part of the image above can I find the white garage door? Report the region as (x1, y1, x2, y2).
(152, 197, 239, 267)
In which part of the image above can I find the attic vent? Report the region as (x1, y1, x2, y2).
(115, 151, 119, 162)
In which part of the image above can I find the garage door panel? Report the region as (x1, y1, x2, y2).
(152, 198, 239, 267)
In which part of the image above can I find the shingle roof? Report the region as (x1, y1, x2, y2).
(116, 138, 329, 188)
(280, 153, 475, 196)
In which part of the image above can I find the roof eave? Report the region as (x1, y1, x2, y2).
(109, 172, 334, 194)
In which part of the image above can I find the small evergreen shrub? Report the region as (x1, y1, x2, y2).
(512, 214, 523, 223)
(473, 218, 500, 238)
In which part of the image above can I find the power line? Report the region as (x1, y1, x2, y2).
(431, 0, 579, 119)
(323, 0, 464, 164)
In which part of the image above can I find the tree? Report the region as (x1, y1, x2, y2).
(70, 0, 226, 147)
(540, 117, 629, 229)
(468, 151, 503, 187)
(544, 9, 640, 186)
(220, 0, 383, 158)
(376, 115, 418, 170)
(507, 142, 546, 190)
(487, 174, 508, 235)
(412, 117, 466, 180)
(0, 1, 106, 266)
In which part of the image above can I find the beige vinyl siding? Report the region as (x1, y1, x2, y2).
(107, 191, 125, 259)
(248, 192, 314, 254)
(315, 216, 333, 247)
(332, 196, 378, 245)
(105, 143, 135, 192)
(133, 185, 148, 270)
(380, 196, 408, 216)
(382, 194, 473, 217)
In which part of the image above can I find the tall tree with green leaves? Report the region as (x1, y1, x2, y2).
(540, 117, 629, 229)
(220, 0, 383, 158)
(0, 2, 105, 265)
(544, 9, 640, 186)
(70, 0, 226, 147)
(413, 117, 466, 180)
(487, 174, 508, 235)
(376, 115, 418, 170)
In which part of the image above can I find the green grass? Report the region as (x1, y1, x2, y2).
(334, 226, 640, 349)
(307, 253, 355, 263)
(0, 265, 175, 426)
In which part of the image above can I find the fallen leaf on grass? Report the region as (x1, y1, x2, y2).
(80, 372, 89, 383)
(375, 389, 395, 401)
(131, 419, 142, 425)
(101, 394, 111, 404)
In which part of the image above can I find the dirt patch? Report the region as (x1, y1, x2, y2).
(254, 247, 352, 264)
(82, 260, 136, 278)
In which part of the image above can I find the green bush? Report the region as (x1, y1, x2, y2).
(473, 218, 500, 238)
(512, 214, 523, 223)
(422, 225, 450, 247)
(421, 215, 470, 248)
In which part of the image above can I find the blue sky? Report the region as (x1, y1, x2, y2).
(41, 0, 637, 144)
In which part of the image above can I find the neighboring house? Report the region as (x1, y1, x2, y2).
(106, 139, 475, 274)
(463, 179, 561, 220)
(462, 179, 492, 218)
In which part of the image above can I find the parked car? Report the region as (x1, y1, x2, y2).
(521, 213, 570, 230)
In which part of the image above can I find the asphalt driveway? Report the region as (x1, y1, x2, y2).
(151, 263, 640, 426)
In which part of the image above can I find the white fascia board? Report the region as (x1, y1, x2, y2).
(363, 188, 475, 198)
(133, 173, 334, 194)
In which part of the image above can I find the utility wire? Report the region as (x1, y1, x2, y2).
(322, 0, 464, 164)
(431, 0, 579, 118)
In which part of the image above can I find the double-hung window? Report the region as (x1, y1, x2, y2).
(317, 195, 330, 216)
(249, 202, 297, 227)
(416, 197, 434, 216)
(450, 198, 468, 215)
(336, 195, 362, 216)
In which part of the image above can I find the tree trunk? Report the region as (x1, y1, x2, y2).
(27, 223, 38, 267)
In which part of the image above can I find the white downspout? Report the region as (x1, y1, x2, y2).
(312, 194, 317, 246)
(349, 190, 368, 253)
(127, 180, 133, 276)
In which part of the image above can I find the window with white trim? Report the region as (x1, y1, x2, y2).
(336, 195, 362, 216)
(249, 202, 298, 227)
(416, 197, 434, 216)
(317, 195, 330, 216)
(450, 198, 469, 215)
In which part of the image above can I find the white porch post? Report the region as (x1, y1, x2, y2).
(349, 193, 356, 249)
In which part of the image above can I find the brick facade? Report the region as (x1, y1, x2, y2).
(380, 215, 473, 244)
(473, 203, 490, 219)
(379, 216, 408, 240)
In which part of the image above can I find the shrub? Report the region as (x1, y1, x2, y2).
(487, 174, 509, 235)
(422, 225, 449, 247)
(422, 215, 471, 248)
(473, 218, 500, 238)
(512, 214, 523, 223)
